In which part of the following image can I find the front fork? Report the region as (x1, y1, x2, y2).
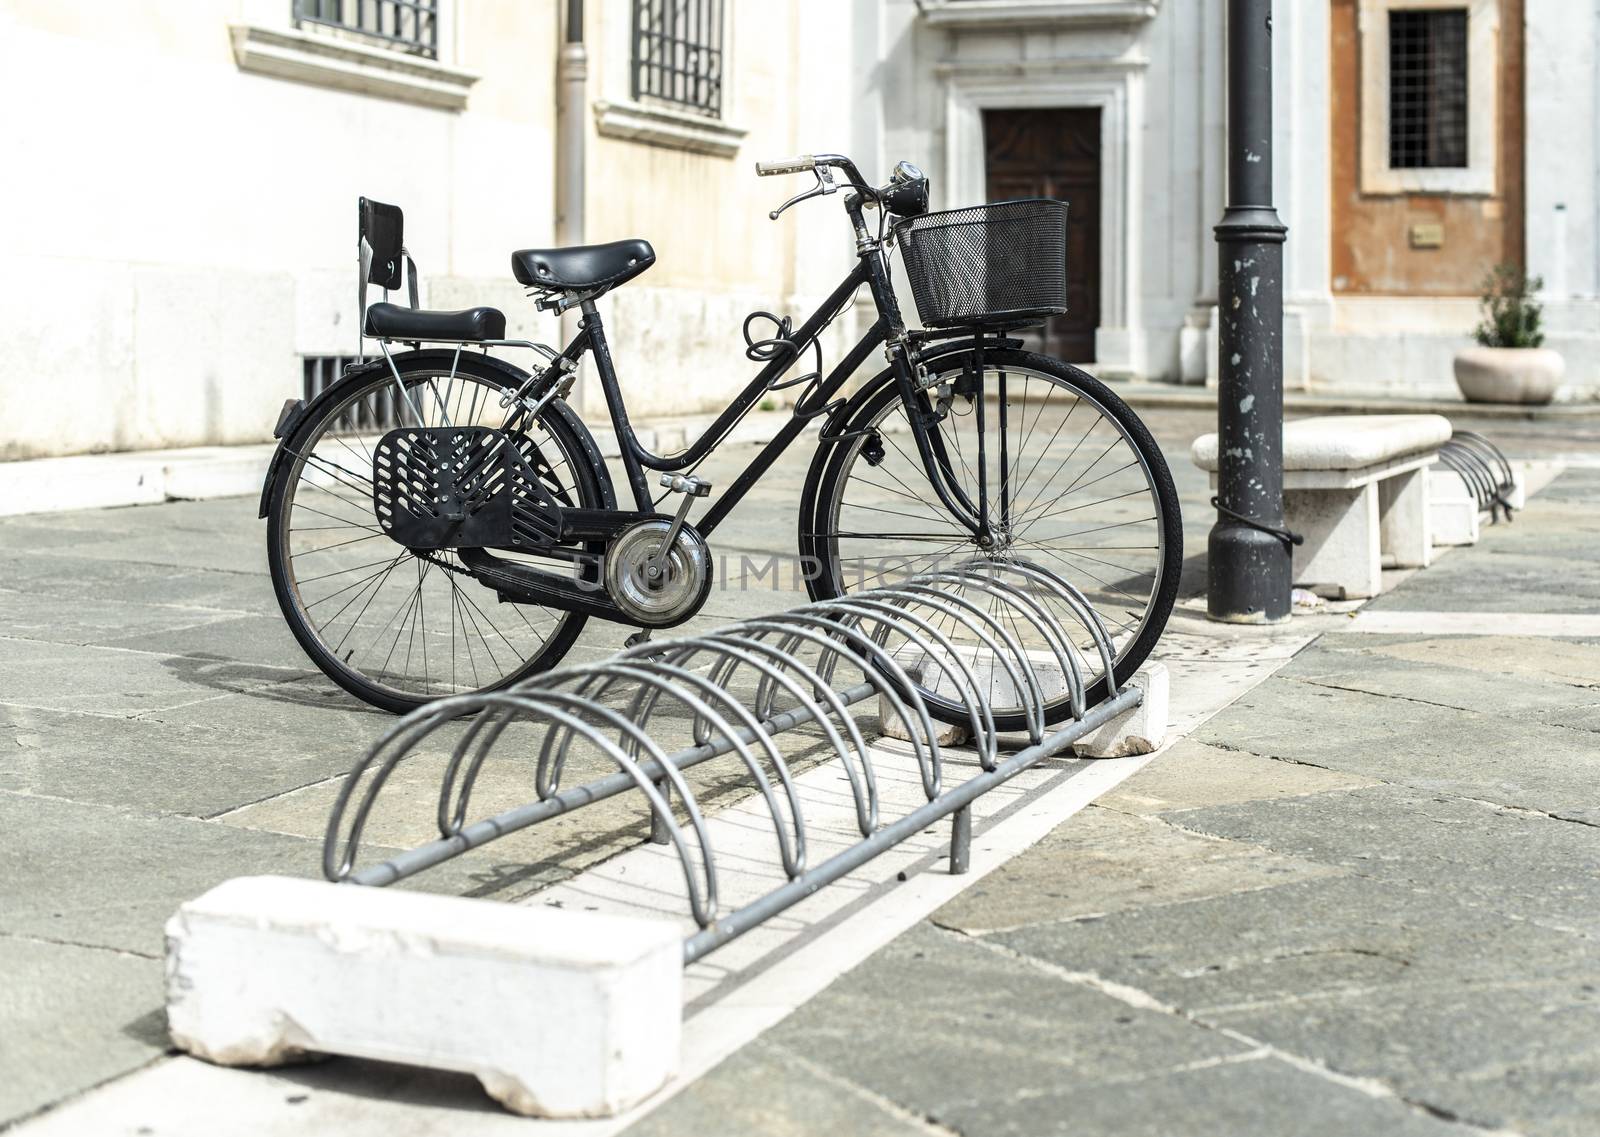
(888, 339, 1004, 545)
(851, 194, 1003, 547)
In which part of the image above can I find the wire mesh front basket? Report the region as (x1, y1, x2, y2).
(895, 198, 1068, 329)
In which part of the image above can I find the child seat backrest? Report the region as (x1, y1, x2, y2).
(359, 197, 405, 290)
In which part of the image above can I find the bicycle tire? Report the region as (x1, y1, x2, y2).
(266, 351, 609, 714)
(800, 348, 1182, 731)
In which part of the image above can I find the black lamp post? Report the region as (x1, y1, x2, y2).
(1208, 0, 1291, 623)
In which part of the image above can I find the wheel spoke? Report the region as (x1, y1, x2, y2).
(816, 360, 1176, 722)
(278, 368, 592, 702)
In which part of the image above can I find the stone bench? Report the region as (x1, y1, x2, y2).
(1192, 414, 1452, 600)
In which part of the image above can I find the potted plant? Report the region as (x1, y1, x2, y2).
(1453, 263, 1564, 405)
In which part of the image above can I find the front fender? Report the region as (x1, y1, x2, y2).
(815, 334, 1024, 454)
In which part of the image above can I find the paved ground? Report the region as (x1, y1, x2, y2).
(3, 402, 1598, 1134)
(626, 462, 1600, 1137)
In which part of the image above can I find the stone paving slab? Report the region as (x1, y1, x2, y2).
(0, 550, 271, 614)
(1192, 675, 1600, 825)
(917, 1054, 1468, 1137)
(0, 701, 374, 818)
(1366, 549, 1600, 613)
(96, 614, 341, 672)
(1095, 738, 1381, 816)
(994, 873, 1600, 1136)
(0, 935, 166, 1126)
(931, 795, 1344, 937)
(0, 637, 308, 716)
(1165, 782, 1600, 938)
(757, 923, 1252, 1118)
(1277, 639, 1600, 733)
(625, 1040, 934, 1137)
(0, 792, 328, 956)
(1316, 632, 1600, 689)
(0, 591, 244, 649)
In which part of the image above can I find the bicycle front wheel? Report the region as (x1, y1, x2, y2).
(801, 349, 1181, 730)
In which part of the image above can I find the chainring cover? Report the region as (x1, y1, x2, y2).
(603, 519, 713, 625)
(371, 425, 564, 550)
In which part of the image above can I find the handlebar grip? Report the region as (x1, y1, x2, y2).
(755, 155, 817, 176)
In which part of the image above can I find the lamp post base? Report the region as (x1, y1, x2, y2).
(1208, 521, 1293, 624)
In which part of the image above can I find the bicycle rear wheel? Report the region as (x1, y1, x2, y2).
(801, 348, 1181, 730)
(266, 353, 606, 713)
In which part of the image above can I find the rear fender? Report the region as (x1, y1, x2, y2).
(257, 351, 616, 518)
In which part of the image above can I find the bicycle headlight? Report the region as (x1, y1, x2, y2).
(882, 161, 929, 218)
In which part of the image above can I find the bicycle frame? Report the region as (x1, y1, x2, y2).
(558, 215, 995, 542)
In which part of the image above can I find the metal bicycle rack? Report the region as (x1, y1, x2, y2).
(1440, 431, 1518, 523)
(322, 556, 1142, 964)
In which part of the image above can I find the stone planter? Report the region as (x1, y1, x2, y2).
(1453, 346, 1564, 405)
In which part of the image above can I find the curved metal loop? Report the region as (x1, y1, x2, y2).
(462, 688, 720, 925)
(1442, 432, 1516, 520)
(808, 596, 997, 768)
(327, 691, 496, 881)
(915, 566, 1087, 720)
(964, 558, 1121, 696)
(742, 611, 945, 800)
(695, 632, 882, 835)
(330, 689, 718, 926)
(637, 633, 881, 836)
(858, 583, 1047, 743)
(739, 614, 947, 799)
(528, 665, 665, 798)
(551, 659, 808, 878)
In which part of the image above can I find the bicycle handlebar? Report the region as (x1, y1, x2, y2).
(755, 155, 817, 176)
(755, 153, 872, 192)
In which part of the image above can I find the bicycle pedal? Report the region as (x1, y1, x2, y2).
(659, 473, 713, 498)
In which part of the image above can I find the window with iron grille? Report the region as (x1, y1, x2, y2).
(632, 0, 725, 118)
(303, 356, 402, 433)
(1388, 8, 1469, 169)
(293, 0, 439, 60)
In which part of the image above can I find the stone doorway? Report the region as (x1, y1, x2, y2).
(982, 106, 1103, 362)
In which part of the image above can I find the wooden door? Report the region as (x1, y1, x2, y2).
(982, 107, 1102, 362)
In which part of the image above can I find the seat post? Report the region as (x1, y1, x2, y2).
(579, 299, 653, 511)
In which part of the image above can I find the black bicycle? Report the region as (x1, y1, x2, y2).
(261, 153, 1181, 722)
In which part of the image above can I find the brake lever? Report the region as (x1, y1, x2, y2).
(768, 166, 837, 220)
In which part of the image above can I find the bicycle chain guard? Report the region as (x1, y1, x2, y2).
(372, 426, 564, 550)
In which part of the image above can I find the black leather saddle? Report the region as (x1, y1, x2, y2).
(512, 239, 656, 292)
(364, 302, 506, 342)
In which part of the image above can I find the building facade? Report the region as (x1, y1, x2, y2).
(0, 0, 865, 460)
(2, 0, 1596, 461)
(871, 0, 1600, 398)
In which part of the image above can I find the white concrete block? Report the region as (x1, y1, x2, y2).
(1429, 469, 1481, 546)
(1072, 663, 1169, 758)
(165, 875, 684, 1118)
(1505, 465, 1527, 511)
(878, 700, 971, 745)
(1287, 483, 1381, 600)
(1430, 496, 1481, 546)
(1378, 465, 1431, 569)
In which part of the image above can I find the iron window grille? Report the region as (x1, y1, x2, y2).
(1388, 8, 1469, 169)
(631, 0, 725, 118)
(303, 356, 401, 434)
(292, 0, 439, 60)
